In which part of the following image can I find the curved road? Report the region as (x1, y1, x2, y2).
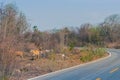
(28, 49, 120, 80)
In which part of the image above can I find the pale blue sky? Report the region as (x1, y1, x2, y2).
(1, 0, 120, 31)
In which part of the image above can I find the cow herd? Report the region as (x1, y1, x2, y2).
(15, 49, 52, 60)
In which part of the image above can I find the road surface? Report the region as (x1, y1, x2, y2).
(28, 49, 120, 80)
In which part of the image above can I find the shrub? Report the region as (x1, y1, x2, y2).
(80, 47, 106, 62)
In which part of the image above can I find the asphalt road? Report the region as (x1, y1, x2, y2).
(28, 49, 120, 80)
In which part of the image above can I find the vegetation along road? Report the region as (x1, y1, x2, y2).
(28, 49, 120, 80)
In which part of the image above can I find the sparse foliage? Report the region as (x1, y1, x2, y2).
(0, 3, 29, 80)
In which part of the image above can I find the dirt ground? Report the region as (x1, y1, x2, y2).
(11, 50, 108, 80)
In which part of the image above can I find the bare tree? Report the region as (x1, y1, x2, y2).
(0, 3, 29, 79)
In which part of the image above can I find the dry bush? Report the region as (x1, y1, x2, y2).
(0, 3, 29, 79)
(0, 36, 22, 80)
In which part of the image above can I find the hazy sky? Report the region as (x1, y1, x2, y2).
(1, 0, 120, 31)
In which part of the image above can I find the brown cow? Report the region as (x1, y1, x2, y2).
(15, 51, 24, 58)
(30, 49, 40, 59)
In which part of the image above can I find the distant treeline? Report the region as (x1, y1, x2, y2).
(28, 14, 120, 50)
(0, 3, 120, 52)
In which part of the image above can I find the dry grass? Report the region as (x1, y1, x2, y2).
(10, 47, 108, 80)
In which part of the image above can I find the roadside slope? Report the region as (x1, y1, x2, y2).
(28, 50, 112, 80)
